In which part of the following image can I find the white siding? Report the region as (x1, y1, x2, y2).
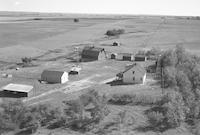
(61, 72, 69, 84)
(123, 67, 146, 84)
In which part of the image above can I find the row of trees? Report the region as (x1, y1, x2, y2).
(0, 90, 109, 134)
(147, 45, 200, 132)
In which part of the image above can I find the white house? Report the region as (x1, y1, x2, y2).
(41, 70, 68, 84)
(117, 63, 146, 84)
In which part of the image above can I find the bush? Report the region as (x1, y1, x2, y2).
(74, 18, 79, 22)
(0, 100, 64, 134)
(146, 111, 165, 131)
(63, 90, 109, 132)
(105, 29, 125, 36)
(0, 100, 39, 134)
(146, 47, 162, 57)
(108, 94, 160, 106)
(21, 57, 33, 67)
(146, 91, 186, 131)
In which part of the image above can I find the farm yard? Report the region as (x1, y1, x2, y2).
(0, 12, 200, 135)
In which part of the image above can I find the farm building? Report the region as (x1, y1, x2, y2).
(117, 63, 146, 84)
(121, 53, 134, 61)
(1, 83, 33, 98)
(81, 46, 106, 61)
(41, 70, 68, 84)
(134, 54, 147, 61)
(110, 53, 117, 59)
(112, 41, 121, 46)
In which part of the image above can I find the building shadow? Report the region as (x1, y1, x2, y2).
(106, 80, 132, 86)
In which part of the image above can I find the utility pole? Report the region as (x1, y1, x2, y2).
(74, 47, 80, 65)
(160, 60, 164, 94)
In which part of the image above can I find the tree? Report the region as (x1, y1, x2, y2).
(63, 90, 109, 131)
(105, 29, 125, 36)
(159, 50, 177, 68)
(147, 91, 186, 131)
(163, 66, 177, 88)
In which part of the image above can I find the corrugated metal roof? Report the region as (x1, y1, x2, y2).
(2, 83, 33, 93)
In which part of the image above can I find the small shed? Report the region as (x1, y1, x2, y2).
(112, 42, 120, 46)
(135, 54, 147, 61)
(122, 53, 134, 61)
(41, 70, 68, 84)
(117, 63, 146, 84)
(81, 46, 106, 61)
(111, 53, 117, 59)
(2, 83, 33, 97)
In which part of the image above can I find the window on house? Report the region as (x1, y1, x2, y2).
(133, 77, 135, 81)
(140, 77, 143, 81)
(132, 71, 135, 74)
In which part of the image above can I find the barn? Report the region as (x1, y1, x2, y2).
(41, 70, 68, 84)
(117, 63, 146, 84)
(122, 53, 134, 61)
(1, 83, 33, 98)
(81, 46, 106, 61)
(135, 54, 147, 61)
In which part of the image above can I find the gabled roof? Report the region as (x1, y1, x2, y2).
(83, 46, 104, 52)
(122, 63, 146, 75)
(2, 83, 33, 93)
(82, 46, 105, 59)
(41, 70, 66, 78)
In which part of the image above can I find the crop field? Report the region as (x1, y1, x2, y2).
(0, 12, 200, 135)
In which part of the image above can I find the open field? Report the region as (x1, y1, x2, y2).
(0, 12, 200, 135)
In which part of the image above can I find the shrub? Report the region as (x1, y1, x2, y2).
(63, 90, 109, 132)
(21, 57, 33, 67)
(74, 18, 79, 22)
(146, 47, 162, 57)
(105, 29, 125, 36)
(108, 94, 160, 106)
(0, 100, 39, 134)
(30, 104, 63, 127)
(146, 111, 165, 131)
(146, 91, 186, 131)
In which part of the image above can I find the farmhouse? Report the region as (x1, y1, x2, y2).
(134, 54, 147, 61)
(117, 63, 146, 84)
(1, 83, 33, 98)
(41, 70, 68, 84)
(122, 53, 134, 61)
(81, 46, 106, 61)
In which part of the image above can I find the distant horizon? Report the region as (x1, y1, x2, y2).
(0, 10, 199, 17)
(0, 0, 200, 17)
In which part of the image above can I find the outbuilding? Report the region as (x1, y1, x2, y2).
(81, 46, 106, 61)
(135, 54, 147, 61)
(110, 53, 117, 59)
(117, 63, 146, 84)
(41, 70, 68, 84)
(122, 53, 134, 61)
(112, 41, 121, 46)
(2, 83, 33, 98)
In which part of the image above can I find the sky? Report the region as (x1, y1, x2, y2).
(0, 0, 200, 16)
